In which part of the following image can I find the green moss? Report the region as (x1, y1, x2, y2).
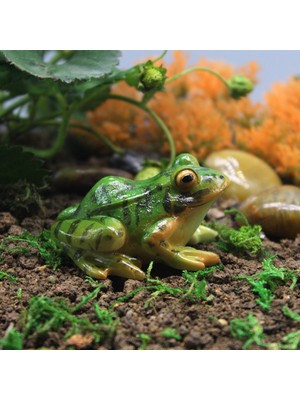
(137, 333, 151, 350)
(230, 313, 266, 349)
(281, 330, 300, 350)
(0, 229, 62, 270)
(17, 287, 22, 299)
(208, 209, 262, 255)
(0, 270, 17, 282)
(161, 328, 182, 341)
(0, 327, 23, 350)
(282, 306, 300, 322)
(235, 257, 300, 311)
(112, 262, 220, 308)
(0, 285, 119, 348)
(230, 310, 300, 350)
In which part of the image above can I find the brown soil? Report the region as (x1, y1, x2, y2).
(1, 189, 300, 350)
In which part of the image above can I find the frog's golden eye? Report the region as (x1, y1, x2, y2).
(175, 169, 199, 191)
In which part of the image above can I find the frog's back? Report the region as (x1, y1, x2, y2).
(74, 177, 164, 222)
(73, 177, 137, 218)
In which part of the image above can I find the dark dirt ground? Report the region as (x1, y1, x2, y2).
(1, 184, 300, 350)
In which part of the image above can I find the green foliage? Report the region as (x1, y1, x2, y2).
(230, 313, 266, 349)
(209, 209, 263, 255)
(280, 330, 300, 350)
(19, 286, 117, 345)
(71, 285, 104, 312)
(182, 266, 223, 302)
(282, 306, 300, 323)
(137, 333, 152, 350)
(280, 307, 300, 349)
(161, 328, 182, 341)
(182, 271, 208, 301)
(2, 51, 121, 83)
(0, 50, 171, 160)
(0, 270, 17, 282)
(0, 285, 118, 349)
(0, 145, 48, 185)
(230, 309, 300, 350)
(235, 257, 300, 311)
(0, 229, 62, 270)
(0, 327, 23, 350)
(247, 280, 275, 311)
(94, 304, 117, 326)
(112, 262, 219, 307)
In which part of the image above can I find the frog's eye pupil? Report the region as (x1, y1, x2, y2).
(182, 174, 194, 183)
(175, 169, 198, 191)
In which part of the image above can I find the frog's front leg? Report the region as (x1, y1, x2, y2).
(51, 216, 145, 280)
(142, 218, 220, 271)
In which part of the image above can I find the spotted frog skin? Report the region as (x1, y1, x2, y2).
(51, 154, 229, 280)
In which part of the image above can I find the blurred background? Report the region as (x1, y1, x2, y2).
(119, 50, 300, 102)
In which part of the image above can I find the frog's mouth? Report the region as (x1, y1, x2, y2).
(164, 176, 229, 214)
(186, 177, 229, 207)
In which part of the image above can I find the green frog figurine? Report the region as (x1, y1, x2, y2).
(51, 153, 229, 280)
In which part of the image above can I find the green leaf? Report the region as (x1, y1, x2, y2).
(0, 62, 58, 98)
(2, 51, 121, 83)
(0, 145, 48, 185)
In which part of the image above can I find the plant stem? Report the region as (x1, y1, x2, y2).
(22, 118, 124, 156)
(107, 94, 176, 167)
(166, 66, 231, 90)
(30, 119, 124, 155)
(0, 96, 30, 120)
(24, 110, 71, 158)
(70, 123, 125, 155)
(153, 50, 167, 63)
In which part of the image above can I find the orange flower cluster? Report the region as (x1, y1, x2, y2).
(86, 51, 261, 160)
(83, 51, 300, 184)
(237, 79, 300, 184)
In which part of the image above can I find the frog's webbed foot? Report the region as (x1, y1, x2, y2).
(62, 245, 145, 280)
(170, 246, 220, 271)
(143, 218, 220, 272)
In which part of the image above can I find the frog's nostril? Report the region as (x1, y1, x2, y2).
(220, 175, 225, 180)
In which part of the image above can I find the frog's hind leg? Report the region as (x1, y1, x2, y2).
(51, 216, 127, 253)
(56, 204, 80, 220)
(61, 245, 145, 280)
(51, 216, 145, 280)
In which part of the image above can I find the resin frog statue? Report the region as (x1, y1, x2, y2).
(51, 153, 229, 280)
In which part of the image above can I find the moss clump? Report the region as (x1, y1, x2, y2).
(230, 313, 266, 349)
(137, 333, 152, 350)
(230, 308, 300, 350)
(235, 257, 300, 311)
(0, 285, 119, 349)
(161, 328, 182, 341)
(112, 263, 221, 308)
(0, 270, 17, 282)
(0, 229, 62, 270)
(208, 208, 263, 255)
(0, 327, 23, 350)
